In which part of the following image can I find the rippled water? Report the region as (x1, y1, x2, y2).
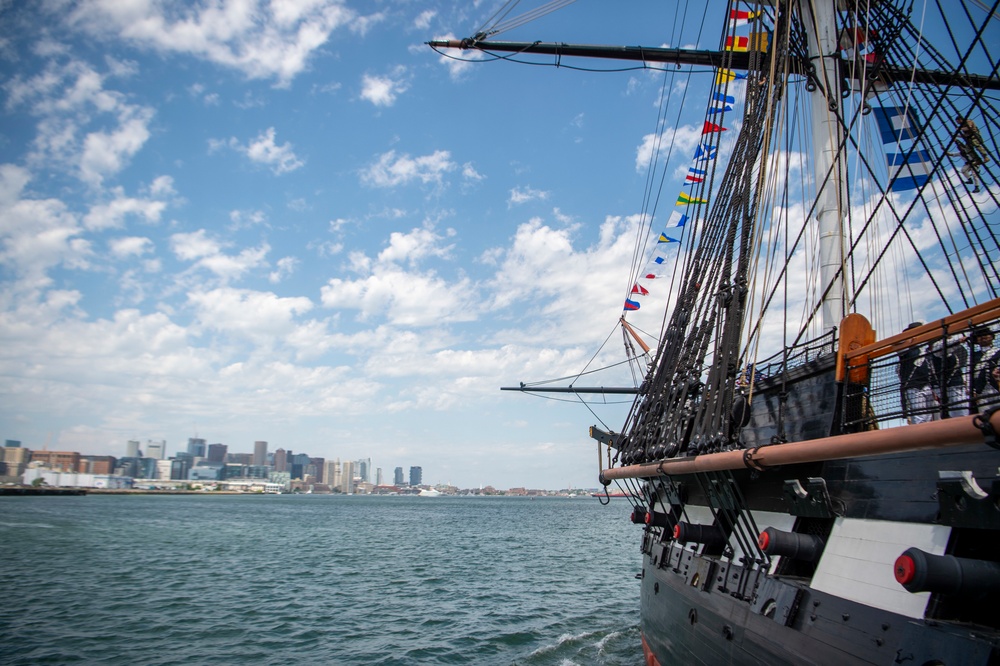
(0, 494, 643, 665)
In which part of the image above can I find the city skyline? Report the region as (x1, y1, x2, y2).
(0, 1, 694, 490)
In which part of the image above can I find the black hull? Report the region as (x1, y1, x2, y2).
(634, 444, 1000, 664)
(640, 554, 997, 665)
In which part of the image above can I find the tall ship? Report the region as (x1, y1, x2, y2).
(431, 0, 1000, 663)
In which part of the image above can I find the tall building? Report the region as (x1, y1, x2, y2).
(323, 459, 339, 486)
(357, 458, 371, 483)
(409, 466, 422, 487)
(394, 467, 404, 485)
(125, 440, 141, 458)
(273, 448, 287, 472)
(145, 440, 166, 459)
(376, 467, 383, 486)
(253, 440, 268, 467)
(340, 460, 355, 494)
(187, 438, 206, 457)
(207, 443, 227, 462)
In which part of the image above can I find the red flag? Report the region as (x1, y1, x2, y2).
(702, 121, 727, 134)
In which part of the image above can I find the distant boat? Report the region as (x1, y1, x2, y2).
(591, 491, 637, 499)
(418, 488, 442, 497)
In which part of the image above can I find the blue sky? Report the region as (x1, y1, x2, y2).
(2, 0, 732, 489)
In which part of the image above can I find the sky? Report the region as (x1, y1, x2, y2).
(0, 0, 739, 489)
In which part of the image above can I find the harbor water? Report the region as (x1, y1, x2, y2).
(0, 494, 643, 665)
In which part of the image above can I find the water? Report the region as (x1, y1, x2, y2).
(0, 494, 643, 665)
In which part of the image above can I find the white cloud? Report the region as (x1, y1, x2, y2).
(0, 164, 88, 288)
(65, 0, 368, 86)
(243, 127, 304, 174)
(109, 236, 153, 258)
(188, 287, 314, 340)
(414, 10, 436, 30)
(269, 256, 299, 283)
(83, 187, 167, 230)
(360, 68, 409, 107)
(170, 229, 270, 283)
(377, 226, 454, 266)
(508, 186, 549, 207)
(320, 267, 477, 327)
(361, 149, 455, 188)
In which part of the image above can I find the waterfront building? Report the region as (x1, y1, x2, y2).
(22, 468, 132, 489)
(253, 440, 267, 467)
(357, 458, 370, 483)
(155, 459, 172, 480)
(79, 455, 116, 475)
(376, 467, 383, 486)
(409, 466, 422, 487)
(30, 450, 81, 473)
(394, 467, 404, 485)
(0, 445, 30, 481)
(207, 443, 227, 463)
(187, 438, 206, 457)
(145, 440, 165, 459)
(189, 462, 224, 481)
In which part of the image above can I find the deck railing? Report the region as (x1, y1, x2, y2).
(841, 299, 1000, 430)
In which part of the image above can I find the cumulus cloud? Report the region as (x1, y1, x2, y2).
(0, 164, 88, 288)
(245, 127, 304, 174)
(361, 149, 455, 187)
(170, 229, 270, 283)
(508, 186, 549, 207)
(377, 226, 455, 266)
(64, 0, 368, 86)
(83, 187, 167, 230)
(360, 68, 409, 107)
(5, 59, 155, 187)
(109, 236, 153, 258)
(188, 287, 314, 340)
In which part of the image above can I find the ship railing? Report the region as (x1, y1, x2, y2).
(746, 329, 837, 381)
(840, 299, 1000, 430)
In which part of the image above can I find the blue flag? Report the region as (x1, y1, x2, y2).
(873, 106, 921, 144)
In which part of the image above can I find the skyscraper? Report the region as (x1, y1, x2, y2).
(187, 438, 206, 457)
(340, 460, 355, 493)
(145, 440, 165, 459)
(273, 448, 287, 472)
(207, 443, 227, 462)
(125, 440, 140, 458)
(323, 459, 339, 486)
(253, 440, 268, 467)
(394, 467, 404, 485)
(376, 467, 383, 486)
(409, 466, 422, 487)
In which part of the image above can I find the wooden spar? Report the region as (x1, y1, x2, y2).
(620, 317, 650, 354)
(426, 40, 1000, 91)
(842, 297, 1000, 366)
(599, 411, 1000, 482)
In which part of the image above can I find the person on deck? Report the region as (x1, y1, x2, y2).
(931, 332, 971, 417)
(898, 322, 937, 424)
(971, 326, 1000, 410)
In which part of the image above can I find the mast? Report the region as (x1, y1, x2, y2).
(804, 0, 848, 330)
